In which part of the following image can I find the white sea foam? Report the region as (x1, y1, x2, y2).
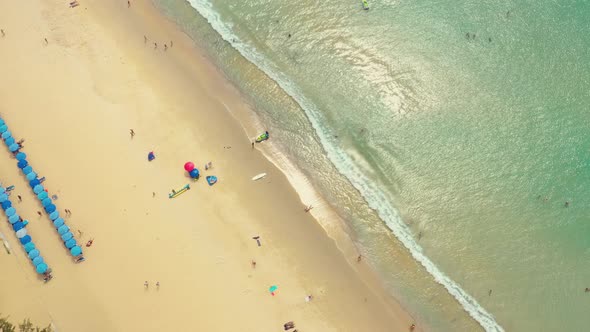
(185, 0, 505, 330)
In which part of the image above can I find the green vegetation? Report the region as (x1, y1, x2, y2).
(0, 315, 52, 332)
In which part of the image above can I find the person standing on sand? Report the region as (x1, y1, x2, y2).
(130, 129, 135, 138)
(127, 1, 131, 8)
(410, 323, 416, 331)
(1, 29, 4, 37)
(154, 42, 158, 49)
(44, 38, 48, 45)
(251, 260, 256, 268)
(164, 44, 168, 51)
(37, 211, 42, 217)
(357, 255, 362, 262)
(17, 195, 22, 202)
(156, 281, 160, 289)
(251, 141, 255, 149)
(144, 281, 149, 289)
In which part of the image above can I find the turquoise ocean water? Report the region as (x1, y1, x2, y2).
(153, 0, 590, 330)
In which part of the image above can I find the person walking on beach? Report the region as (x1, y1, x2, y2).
(357, 255, 362, 263)
(144, 281, 149, 289)
(37, 211, 42, 217)
(127, 1, 131, 8)
(44, 38, 48, 45)
(154, 42, 158, 49)
(164, 44, 168, 51)
(156, 281, 160, 289)
(410, 323, 416, 331)
(251, 260, 256, 268)
(130, 129, 135, 138)
(251, 141, 255, 149)
(17, 195, 22, 203)
(1, 29, 4, 37)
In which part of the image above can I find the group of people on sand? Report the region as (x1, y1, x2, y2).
(143, 36, 173, 51)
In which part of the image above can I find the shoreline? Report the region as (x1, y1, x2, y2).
(148, 1, 430, 327)
(0, 0, 419, 331)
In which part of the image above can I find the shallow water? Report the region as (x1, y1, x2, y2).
(153, 0, 590, 330)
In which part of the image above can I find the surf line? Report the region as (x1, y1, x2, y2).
(186, 1, 504, 331)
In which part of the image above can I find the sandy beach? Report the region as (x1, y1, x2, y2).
(0, 0, 418, 331)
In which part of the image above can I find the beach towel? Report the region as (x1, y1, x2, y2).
(206, 176, 217, 186)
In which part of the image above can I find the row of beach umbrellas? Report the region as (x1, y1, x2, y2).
(0, 117, 83, 261)
(0, 185, 49, 274)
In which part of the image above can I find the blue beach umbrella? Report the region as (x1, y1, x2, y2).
(49, 211, 59, 220)
(65, 238, 77, 249)
(70, 246, 82, 256)
(32, 256, 44, 266)
(57, 225, 69, 235)
(29, 178, 40, 187)
(26, 172, 37, 181)
(18, 159, 28, 169)
(2, 131, 12, 139)
(22, 165, 33, 174)
(9, 214, 20, 224)
(12, 222, 25, 231)
(5, 137, 15, 146)
(37, 191, 48, 200)
(61, 232, 73, 242)
(36, 263, 48, 274)
(1, 200, 12, 210)
(42, 197, 52, 207)
(15, 152, 26, 161)
(33, 185, 44, 194)
(53, 218, 65, 228)
(23, 242, 35, 253)
(28, 249, 40, 259)
(0, 125, 7, 133)
(5, 207, 16, 217)
(0, 194, 8, 203)
(9, 143, 19, 152)
(19, 235, 32, 245)
(16, 228, 27, 238)
(45, 204, 56, 214)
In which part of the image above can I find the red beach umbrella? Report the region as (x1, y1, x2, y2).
(184, 162, 195, 172)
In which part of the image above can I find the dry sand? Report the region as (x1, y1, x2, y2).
(0, 0, 419, 331)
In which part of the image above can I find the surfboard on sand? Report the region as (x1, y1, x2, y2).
(169, 184, 190, 198)
(252, 173, 267, 181)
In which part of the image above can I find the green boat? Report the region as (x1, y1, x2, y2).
(362, 0, 369, 10)
(255, 131, 269, 143)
